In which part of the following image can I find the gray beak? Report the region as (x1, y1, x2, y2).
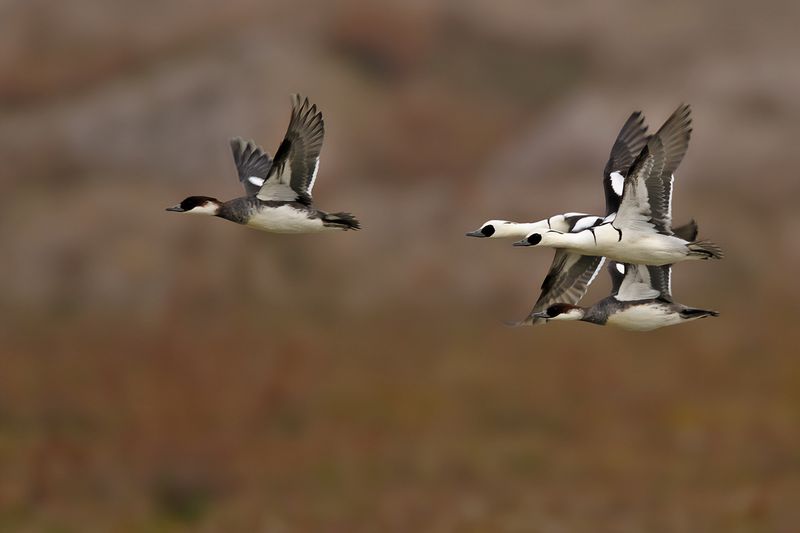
(465, 230, 485, 238)
(166, 205, 185, 212)
(531, 311, 549, 319)
(512, 239, 530, 247)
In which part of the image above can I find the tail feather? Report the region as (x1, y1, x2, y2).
(688, 240, 723, 259)
(680, 308, 720, 320)
(322, 212, 360, 230)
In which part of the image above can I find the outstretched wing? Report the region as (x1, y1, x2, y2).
(603, 111, 649, 215)
(614, 104, 692, 235)
(230, 137, 272, 196)
(646, 265, 673, 301)
(512, 251, 605, 326)
(257, 94, 325, 205)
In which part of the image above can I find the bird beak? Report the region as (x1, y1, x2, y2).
(512, 238, 530, 247)
(465, 230, 485, 238)
(165, 205, 185, 212)
(531, 312, 549, 319)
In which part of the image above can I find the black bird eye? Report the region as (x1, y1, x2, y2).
(481, 225, 495, 237)
(527, 233, 542, 245)
(547, 306, 560, 317)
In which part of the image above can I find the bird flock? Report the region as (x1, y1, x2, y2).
(168, 96, 721, 332)
(467, 104, 721, 330)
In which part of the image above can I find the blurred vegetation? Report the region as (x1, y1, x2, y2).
(1, 0, 800, 531)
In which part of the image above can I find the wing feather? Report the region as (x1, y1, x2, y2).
(257, 94, 325, 204)
(603, 111, 649, 215)
(513, 252, 605, 326)
(230, 137, 272, 196)
(614, 104, 692, 235)
(607, 261, 626, 296)
(646, 265, 673, 301)
(615, 264, 660, 301)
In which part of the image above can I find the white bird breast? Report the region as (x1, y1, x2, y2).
(245, 205, 325, 233)
(607, 305, 682, 331)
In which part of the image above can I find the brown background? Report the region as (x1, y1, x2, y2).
(1, 0, 799, 531)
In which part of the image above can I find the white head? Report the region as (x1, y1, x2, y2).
(166, 196, 222, 216)
(511, 230, 562, 248)
(466, 220, 540, 239)
(533, 303, 586, 322)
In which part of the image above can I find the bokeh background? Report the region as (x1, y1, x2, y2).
(2, 0, 799, 531)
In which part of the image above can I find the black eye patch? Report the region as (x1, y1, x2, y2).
(181, 196, 216, 210)
(481, 225, 495, 237)
(527, 233, 542, 245)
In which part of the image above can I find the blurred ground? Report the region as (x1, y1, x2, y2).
(1, 0, 800, 531)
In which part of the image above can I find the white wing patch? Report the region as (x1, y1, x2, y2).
(609, 171, 625, 196)
(248, 176, 265, 186)
(616, 263, 625, 274)
(667, 174, 674, 225)
(307, 157, 320, 194)
(563, 212, 589, 217)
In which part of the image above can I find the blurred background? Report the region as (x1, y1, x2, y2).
(1, 0, 799, 531)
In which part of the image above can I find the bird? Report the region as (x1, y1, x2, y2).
(465, 110, 649, 241)
(467, 110, 652, 325)
(510, 218, 699, 326)
(513, 104, 723, 265)
(530, 256, 719, 331)
(466, 212, 599, 239)
(166, 95, 360, 233)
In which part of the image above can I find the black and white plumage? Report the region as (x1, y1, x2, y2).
(510, 250, 605, 327)
(467, 109, 649, 241)
(531, 213, 717, 330)
(511, 218, 698, 327)
(516, 111, 650, 325)
(230, 137, 273, 197)
(466, 212, 598, 240)
(255, 94, 324, 206)
(514, 104, 723, 265)
(468, 110, 669, 326)
(533, 216, 719, 331)
(532, 255, 718, 332)
(167, 95, 359, 233)
(602, 111, 649, 216)
(614, 104, 691, 236)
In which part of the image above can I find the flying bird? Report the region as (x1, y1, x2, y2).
(531, 257, 719, 331)
(167, 95, 360, 233)
(467, 110, 668, 326)
(513, 104, 722, 265)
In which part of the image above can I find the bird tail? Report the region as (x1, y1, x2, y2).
(322, 212, 361, 230)
(680, 308, 720, 320)
(688, 240, 723, 260)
